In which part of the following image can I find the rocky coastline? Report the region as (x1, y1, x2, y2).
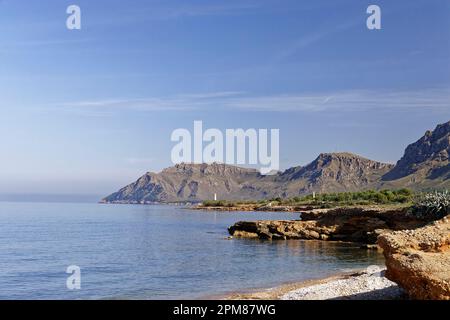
(226, 205, 450, 299)
(227, 206, 429, 244)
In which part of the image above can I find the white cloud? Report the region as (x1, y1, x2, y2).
(55, 87, 450, 116)
(227, 88, 450, 112)
(177, 91, 244, 99)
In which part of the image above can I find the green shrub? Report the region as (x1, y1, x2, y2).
(201, 189, 416, 208)
(282, 189, 414, 206)
(202, 200, 229, 207)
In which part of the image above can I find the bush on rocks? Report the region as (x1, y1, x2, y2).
(408, 190, 450, 220)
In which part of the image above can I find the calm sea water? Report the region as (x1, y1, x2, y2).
(0, 202, 385, 300)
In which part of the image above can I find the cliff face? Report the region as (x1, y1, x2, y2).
(378, 216, 450, 300)
(382, 121, 450, 188)
(102, 120, 450, 203)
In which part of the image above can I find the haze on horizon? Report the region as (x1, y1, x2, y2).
(0, 0, 449, 196)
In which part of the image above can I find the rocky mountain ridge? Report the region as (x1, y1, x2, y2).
(102, 121, 450, 203)
(382, 121, 449, 184)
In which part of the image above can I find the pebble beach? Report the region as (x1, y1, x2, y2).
(224, 268, 405, 300)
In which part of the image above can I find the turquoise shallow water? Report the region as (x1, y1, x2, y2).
(0, 202, 384, 299)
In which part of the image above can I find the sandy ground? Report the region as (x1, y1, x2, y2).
(222, 267, 405, 300)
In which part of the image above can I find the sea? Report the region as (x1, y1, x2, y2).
(0, 201, 385, 299)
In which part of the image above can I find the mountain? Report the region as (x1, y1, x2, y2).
(102, 120, 450, 203)
(102, 154, 394, 203)
(274, 152, 393, 196)
(381, 121, 450, 190)
(102, 163, 267, 203)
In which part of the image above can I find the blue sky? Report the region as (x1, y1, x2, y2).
(0, 0, 449, 195)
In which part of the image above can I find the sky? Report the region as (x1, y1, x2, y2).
(0, 0, 449, 196)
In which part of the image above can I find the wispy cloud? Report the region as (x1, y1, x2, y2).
(275, 20, 359, 62)
(228, 88, 450, 112)
(58, 91, 243, 113)
(177, 91, 244, 99)
(54, 88, 450, 116)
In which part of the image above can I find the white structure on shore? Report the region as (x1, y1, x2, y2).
(214, 193, 217, 201)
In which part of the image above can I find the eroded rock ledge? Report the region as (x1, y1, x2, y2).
(228, 207, 429, 244)
(377, 216, 450, 300)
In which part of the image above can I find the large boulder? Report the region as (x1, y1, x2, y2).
(377, 216, 450, 300)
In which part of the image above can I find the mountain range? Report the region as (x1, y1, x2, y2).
(102, 120, 450, 203)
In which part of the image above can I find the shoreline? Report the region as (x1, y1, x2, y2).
(213, 268, 405, 300)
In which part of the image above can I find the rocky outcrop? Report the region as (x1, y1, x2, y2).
(229, 220, 330, 241)
(377, 216, 450, 300)
(228, 207, 429, 243)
